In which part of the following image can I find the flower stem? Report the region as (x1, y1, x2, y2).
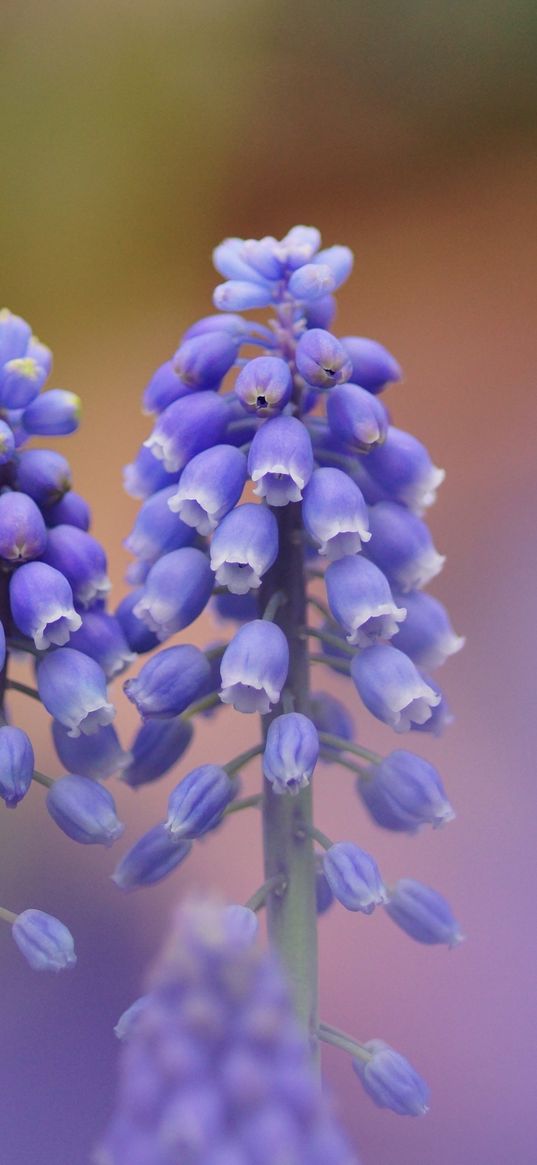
(245, 874, 286, 913)
(0, 906, 18, 925)
(6, 679, 40, 700)
(318, 1022, 372, 1063)
(260, 501, 319, 1051)
(318, 731, 382, 766)
(224, 743, 264, 777)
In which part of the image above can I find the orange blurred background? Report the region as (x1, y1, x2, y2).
(1, 3, 536, 1162)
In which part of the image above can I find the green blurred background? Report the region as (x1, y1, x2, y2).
(1, 3, 537, 1163)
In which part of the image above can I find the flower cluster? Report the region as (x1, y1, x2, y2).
(98, 899, 359, 1165)
(0, 310, 132, 969)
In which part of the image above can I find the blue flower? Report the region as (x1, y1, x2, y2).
(340, 336, 402, 394)
(68, 610, 135, 679)
(325, 554, 406, 646)
(11, 908, 76, 972)
(390, 590, 465, 671)
(323, 842, 387, 913)
(0, 491, 47, 561)
(41, 524, 111, 608)
(124, 484, 196, 565)
(364, 427, 444, 514)
(142, 359, 194, 415)
(144, 391, 228, 473)
(45, 490, 91, 531)
(358, 749, 455, 832)
(248, 415, 314, 506)
(288, 263, 336, 301)
(122, 718, 193, 789)
(166, 764, 235, 839)
(365, 501, 445, 593)
(295, 329, 352, 388)
(22, 389, 81, 437)
(37, 647, 115, 737)
(303, 468, 370, 560)
(124, 644, 210, 719)
(310, 691, 355, 755)
(15, 448, 72, 505)
(168, 444, 247, 534)
(326, 383, 388, 451)
(10, 561, 81, 650)
(0, 726, 34, 808)
(263, 713, 319, 795)
(210, 501, 278, 594)
(112, 825, 192, 890)
(173, 332, 239, 389)
(220, 620, 289, 714)
(351, 645, 440, 732)
(352, 1040, 430, 1116)
(52, 721, 131, 781)
(123, 443, 180, 499)
(0, 419, 15, 464)
(234, 355, 292, 416)
(114, 590, 160, 655)
(385, 879, 463, 947)
(46, 774, 124, 846)
(132, 547, 213, 640)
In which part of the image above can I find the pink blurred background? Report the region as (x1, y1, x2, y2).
(1, 3, 536, 1161)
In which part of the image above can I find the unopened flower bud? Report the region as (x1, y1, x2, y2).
(124, 644, 210, 719)
(210, 502, 278, 594)
(352, 1040, 430, 1116)
(220, 620, 289, 714)
(46, 774, 124, 846)
(323, 842, 386, 913)
(166, 764, 235, 839)
(263, 713, 319, 795)
(234, 356, 292, 417)
(12, 908, 76, 972)
(385, 878, 463, 947)
(0, 726, 34, 808)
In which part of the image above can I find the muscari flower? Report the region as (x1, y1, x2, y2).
(365, 501, 445, 593)
(115, 590, 160, 655)
(9, 561, 82, 649)
(11, 908, 76, 973)
(390, 589, 465, 671)
(142, 359, 195, 415)
(0, 419, 15, 464)
(210, 502, 278, 594)
(358, 749, 455, 832)
(234, 356, 292, 416)
(98, 899, 357, 1165)
(112, 825, 192, 891)
(15, 448, 72, 505)
(37, 647, 115, 737)
(132, 547, 213, 640)
(310, 692, 355, 756)
(168, 444, 247, 534)
(0, 491, 47, 561)
(353, 1041, 429, 1117)
(124, 644, 210, 720)
(172, 331, 240, 388)
(351, 645, 440, 732)
(385, 878, 463, 948)
(325, 554, 406, 646)
(122, 718, 193, 789)
(219, 620, 289, 713)
(124, 484, 196, 565)
(326, 383, 388, 452)
(123, 444, 180, 500)
(144, 391, 228, 473)
(22, 389, 81, 437)
(46, 774, 124, 847)
(248, 415, 314, 506)
(68, 610, 135, 679)
(364, 427, 444, 514)
(323, 842, 387, 914)
(339, 336, 402, 394)
(0, 726, 35, 808)
(41, 524, 111, 608)
(295, 328, 352, 388)
(44, 490, 91, 531)
(263, 713, 319, 795)
(166, 764, 235, 839)
(302, 468, 370, 560)
(52, 721, 131, 781)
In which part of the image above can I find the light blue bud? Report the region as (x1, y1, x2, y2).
(124, 644, 210, 719)
(182, 312, 252, 343)
(323, 842, 386, 913)
(390, 590, 465, 670)
(312, 245, 354, 289)
(0, 309, 32, 367)
(44, 490, 91, 531)
(222, 904, 259, 945)
(263, 713, 319, 795)
(213, 238, 274, 284)
(364, 427, 444, 513)
(37, 647, 115, 737)
(114, 589, 160, 655)
(248, 416, 314, 506)
(122, 718, 193, 788)
(0, 726, 34, 807)
(326, 383, 388, 451)
(325, 554, 406, 646)
(173, 332, 239, 388)
(303, 293, 337, 329)
(234, 357, 292, 417)
(0, 491, 47, 562)
(132, 547, 213, 640)
(288, 263, 335, 301)
(279, 224, 321, 268)
(210, 502, 278, 594)
(0, 357, 47, 409)
(114, 995, 152, 1041)
(213, 281, 274, 311)
(168, 444, 247, 534)
(124, 484, 196, 564)
(22, 389, 81, 436)
(340, 336, 402, 394)
(12, 908, 76, 972)
(27, 335, 53, 376)
(0, 419, 15, 464)
(365, 501, 445, 593)
(68, 610, 135, 679)
(9, 561, 82, 649)
(352, 1040, 430, 1116)
(40, 524, 110, 608)
(112, 824, 192, 890)
(358, 749, 454, 832)
(46, 774, 124, 846)
(385, 879, 463, 948)
(15, 449, 72, 505)
(166, 764, 235, 839)
(142, 360, 194, 415)
(351, 644, 440, 732)
(52, 721, 131, 780)
(144, 391, 228, 473)
(123, 443, 180, 499)
(295, 328, 352, 388)
(220, 619, 289, 714)
(303, 467, 370, 559)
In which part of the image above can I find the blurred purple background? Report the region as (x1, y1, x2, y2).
(1, 2, 536, 1162)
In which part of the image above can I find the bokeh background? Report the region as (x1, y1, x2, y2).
(1, 2, 536, 1162)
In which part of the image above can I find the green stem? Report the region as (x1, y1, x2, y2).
(224, 743, 264, 777)
(0, 906, 18, 925)
(308, 652, 351, 676)
(318, 1022, 372, 1063)
(223, 794, 262, 817)
(32, 770, 54, 789)
(320, 750, 370, 779)
(6, 680, 40, 700)
(306, 594, 331, 620)
(303, 626, 354, 656)
(318, 731, 381, 766)
(307, 825, 333, 850)
(245, 874, 286, 913)
(260, 501, 318, 1049)
(180, 691, 220, 720)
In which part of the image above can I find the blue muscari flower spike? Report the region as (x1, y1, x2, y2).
(0, 726, 35, 808)
(390, 589, 465, 671)
(123, 443, 180, 499)
(15, 448, 72, 504)
(68, 610, 135, 679)
(323, 842, 387, 914)
(220, 619, 289, 714)
(124, 484, 196, 565)
(46, 774, 124, 847)
(22, 389, 81, 436)
(325, 554, 406, 647)
(37, 647, 115, 738)
(358, 749, 455, 832)
(98, 899, 358, 1164)
(210, 501, 278, 594)
(124, 643, 210, 720)
(0, 491, 47, 561)
(340, 336, 402, 394)
(52, 721, 131, 781)
(172, 331, 239, 388)
(144, 390, 228, 473)
(132, 546, 213, 640)
(326, 382, 389, 452)
(41, 524, 111, 608)
(11, 908, 76, 972)
(248, 414, 314, 506)
(263, 713, 320, 796)
(121, 718, 193, 789)
(385, 878, 463, 948)
(114, 590, 160, 654)
(0, 418, 15, 463)
(364, 426, 445, 514)
(44, 490, 91, 530)
(351, 644, 440, 732)
(166, 764, 235, 839)
(112, 824, 192, 890)
(168, 444, 247, 534)
(365, 500, 445, 593)
(352, 1040, 430, 1116)
(234, 355, 293, 416)
(9, 561, 82, 649)
(295, 328, 353, 388)
(303, 467, 371, 560)
(142, 359, 194, 415)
